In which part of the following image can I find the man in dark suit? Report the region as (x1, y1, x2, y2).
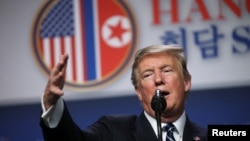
(40, 44, 207, 141)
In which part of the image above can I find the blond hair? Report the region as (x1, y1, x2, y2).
(131, 44, 191, 89)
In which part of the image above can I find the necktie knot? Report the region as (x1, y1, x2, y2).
(163, 123, 175, 132)
(163, 123, 176, 141)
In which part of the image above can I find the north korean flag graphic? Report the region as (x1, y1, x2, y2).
(31, 0, 137, 89)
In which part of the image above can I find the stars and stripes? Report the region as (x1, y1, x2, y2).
(34, 0, 136, 87)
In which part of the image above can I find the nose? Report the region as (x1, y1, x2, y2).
(154, 71, 164, 86)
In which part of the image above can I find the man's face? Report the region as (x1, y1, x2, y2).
(135, 53, 191, 122)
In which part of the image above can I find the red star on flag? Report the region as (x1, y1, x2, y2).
(108, 19, 129, 42)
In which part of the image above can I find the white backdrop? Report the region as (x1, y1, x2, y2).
(0, 0, 249, 106)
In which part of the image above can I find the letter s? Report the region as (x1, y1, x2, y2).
(232, 25, 250, 54)
(242, 131, 247, 136)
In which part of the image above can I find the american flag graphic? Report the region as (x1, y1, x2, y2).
(33, 0, 137, 88)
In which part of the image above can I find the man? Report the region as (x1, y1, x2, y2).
(40, 44, 207, 141)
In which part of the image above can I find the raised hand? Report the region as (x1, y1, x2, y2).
(43, 54, 69, 110)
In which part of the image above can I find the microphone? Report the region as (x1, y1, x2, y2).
(151, 89, 166, 113)
(151, 89, 166, 141)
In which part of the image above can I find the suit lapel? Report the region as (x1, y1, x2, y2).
(133, 111, 159, 141)
(183, 119, 195, 141)
(183, 116, 207, 141)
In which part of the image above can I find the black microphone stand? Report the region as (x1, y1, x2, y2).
(151, 89, 166, 141)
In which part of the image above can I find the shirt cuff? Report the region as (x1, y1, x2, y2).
(41, 95, 64, 128)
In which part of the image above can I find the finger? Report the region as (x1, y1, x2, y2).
(51, 54, 69, 77)
(53, 54, 68, 75)
(62, 54, 68, 76)
(51, 71, 64, 84)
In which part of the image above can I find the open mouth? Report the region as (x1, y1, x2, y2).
(160, 91, 170, 96)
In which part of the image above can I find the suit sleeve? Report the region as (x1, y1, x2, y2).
(40, 101, 85, 141)
(40, 103, 136, 141)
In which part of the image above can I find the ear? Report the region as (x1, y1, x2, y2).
(184, 77, 191, 92)
(135, 88, 143, 101)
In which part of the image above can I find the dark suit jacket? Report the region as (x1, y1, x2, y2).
(40, 104, 207, 141)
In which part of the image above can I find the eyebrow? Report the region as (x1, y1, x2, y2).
(141, 65, 173, 73)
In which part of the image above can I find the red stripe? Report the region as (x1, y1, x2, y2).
(80, 0, 87, 81)
(39, 38, 44, 58)
(50, 39, 55, 70)
(60, 38, 65, 54)
(71, 36, 77, 81)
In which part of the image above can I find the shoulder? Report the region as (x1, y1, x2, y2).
(188, 121, 207, 134)
(185, 115, 207, 133)
(184, 118, 207, 141)
(88, 114, 138, 134)
(97, 114, 138, 125)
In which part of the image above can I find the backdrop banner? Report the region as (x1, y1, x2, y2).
(0, 0, 249, 105)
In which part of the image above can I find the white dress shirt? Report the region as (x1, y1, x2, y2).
(144, 111, 186, 141)
(41, 96, 64, 128)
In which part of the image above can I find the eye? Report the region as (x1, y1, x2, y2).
(163, 67, 172, 74)
(142, 72, 153, 79)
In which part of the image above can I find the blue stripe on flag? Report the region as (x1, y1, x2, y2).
(83, 0, 97, 80)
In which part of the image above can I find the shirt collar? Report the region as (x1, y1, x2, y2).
(173, 111, 186, 137)
(144, 110, 186, 137)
